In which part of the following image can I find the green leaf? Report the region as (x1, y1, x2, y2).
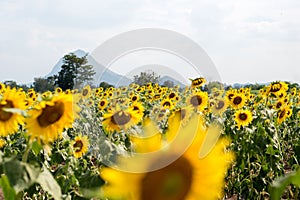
(0, 175, 16, 200)
(2, 107, 27, 116)
(3, 158, 40, 193)
(270, 168, 300, 200)
(31, 141, 43, 156)
(266, 145, 276, 155)
(0, 151, 3, 163)
(36, 165, 62, 200)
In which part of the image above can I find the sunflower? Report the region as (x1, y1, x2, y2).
(186, 90, 208, 111)
(168, 106, 194, 128)
(290, 88, 297, 97)
(136, 86, 145, 93)
(0, 83, 5, 93)
(167, 92, 177, 100)
(130, 94, 140, 102)
(130, 102, 145, 120)
(100, 114, 234, 200)
(0, 138, 6, 148)
(130, 118, 162, 153)
(225, 89, 236, 102)
(85, 99, 94, 107)
(212, 98, 228, 115)
(129, 83, 139, 89)
(267, 81, 289, 96)
(277, 105, 292, 124)
(154, 108, 169, 122)
(81, 85, 91, 99)
(161, 99, 174, 110)
(41, 91, 52, 100)
(190, 77, 206, 88)
(234, 110, 253, 129)
(102, 106, 141, 132)
(276, 91, 286, 99)
(153, 94, 162, 101)
(274, 100, 285, 110)
(95, 87, 104, 94)
(210, 88, 224, 99)
(26, 93, 80, 143)
(55, 87, 63, 94)
(98, 99, 108, 111)
(0, 87, 27, 137)
(72, 135, 89, 158)
(230, 93, 246, 109)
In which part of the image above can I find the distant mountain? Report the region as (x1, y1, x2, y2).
(45, 49, 132, 86)
(46, 50, 87, 77)
(159, 75, 186, 88)
(46, 50, 189, 88)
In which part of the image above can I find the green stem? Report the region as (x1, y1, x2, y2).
(22, 141, 32, 163)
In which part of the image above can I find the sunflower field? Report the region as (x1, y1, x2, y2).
(0, 79, 300, 200)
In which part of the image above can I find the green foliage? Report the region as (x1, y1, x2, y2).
(162, 80, 175, 88)
(99, 81, 114, 89)
(0, 175, 16, 200)
(33, 77, 55, 92)
(270, 168, 300, 200)
(3, 158, 40, 193)
(36, 165, 62, 200)
(0, 157, 62, 199)
(203, 81, 224, 92)
(55, 53, 95, 90)
(224, 104, 300, 199)
(133, 71, 160, 85)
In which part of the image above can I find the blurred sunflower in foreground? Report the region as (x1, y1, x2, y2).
(0, 87, 27, 137)
(100, 111, 234, 200)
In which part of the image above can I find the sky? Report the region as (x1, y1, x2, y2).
(1, 0, 300, 85)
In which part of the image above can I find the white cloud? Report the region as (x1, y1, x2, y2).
(0, 0, 299, 84)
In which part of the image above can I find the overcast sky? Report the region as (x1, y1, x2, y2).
(1, 0, 299, 85)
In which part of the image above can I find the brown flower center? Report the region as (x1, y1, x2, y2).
(82, 89, 89, 96)
(111, 111, 131, 126)
(270, 83, 281, 93)
(0, 100, 14, 122)
(163, 101, 171, 108)
(169, 93, 176, 99)
(132, 96, 137, 101)
(73, 140, 83, 152)
(216, 100, 225, 110)
(37, 101, 65, 127)
(190, 95, 202, 107)
(276, 102, 282, 109)
(100, 101, 105, 107)
(133, 106, 139, 111)
(279, 110, 286, 119)
(233, 96, 242, 105)
(239, 113, 248, 121)
(228, 94, 234, 100)
(140, 156, 193, 200)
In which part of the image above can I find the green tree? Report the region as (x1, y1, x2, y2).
(75, 63, 96, 88)
(99, 81, 114, 89)
(33, 77, 55, 92)
(162, 80, 175, 88)
(3, 80, 18, 88)
(55, 53, 95, 90)
(133, 71, 160, 86)
(203, 81, 224, 93)
(2, 80, 29, 91)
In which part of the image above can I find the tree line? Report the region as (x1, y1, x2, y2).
(2, 52, 299, 92)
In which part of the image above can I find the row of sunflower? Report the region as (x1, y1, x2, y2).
(0, 79, 300, 199)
